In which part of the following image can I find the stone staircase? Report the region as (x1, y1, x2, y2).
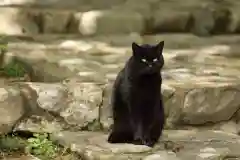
(1, 0, 240, 36)
(1, 0, 240, 159)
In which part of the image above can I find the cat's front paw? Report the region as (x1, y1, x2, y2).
(132, 138, 143, 145)
(142, 138, 155, 147)
(133, 137, 154, 147)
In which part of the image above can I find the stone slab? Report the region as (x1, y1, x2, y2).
(51, 130, 240, 160)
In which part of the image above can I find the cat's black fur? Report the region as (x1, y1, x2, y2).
(107, 41, 165, 147)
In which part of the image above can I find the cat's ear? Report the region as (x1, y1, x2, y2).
(156, 41, 164, 54)
(132, 42, 141, 55)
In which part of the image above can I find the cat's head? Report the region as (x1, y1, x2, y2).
(131, 41, 164, 75)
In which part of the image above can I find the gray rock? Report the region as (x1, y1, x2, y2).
(79, 10, 144, 36)
(4, 155, 41, 160)
(143, 152, 180, 160)
(0, 87, 25, 134)
(152, 9, 190, 32)
(41, 10, 72, 33)
(0, 8, 39, 35)
(13, 82, 104, 132)
(190, 7, 215, 36)
(60, 82, 103, 128)
(181, 84, 240, 125)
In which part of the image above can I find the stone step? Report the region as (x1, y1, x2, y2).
(1, 0, 240, 35)
(0, 0, 125, 10)
(4, 34, 240, 48)
(1, 0, 240, 10)
(50, 130, 240, 159)
(0, 7, 144, 35)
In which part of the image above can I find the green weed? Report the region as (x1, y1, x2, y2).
(25, 133, 59, 160)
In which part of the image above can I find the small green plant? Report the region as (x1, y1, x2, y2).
(25, 133, 59, 160)
(0, 35, 27, 79)
(0, 134, 26, 152)
(0, 44, 7, 53)
(3, 61, 26, 78)
(0, 35, 7, 52)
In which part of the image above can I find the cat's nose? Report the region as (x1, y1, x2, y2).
(148, 64, 152, 67)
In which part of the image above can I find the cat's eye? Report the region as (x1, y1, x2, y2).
(153, 58, 158, 62)
(141, 59, 147, 63)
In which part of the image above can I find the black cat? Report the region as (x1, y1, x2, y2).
(107, 41, 165, 147)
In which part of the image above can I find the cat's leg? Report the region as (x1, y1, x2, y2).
(140, 119, 153, 147)
(108, 91, 134, 144)
(142, 103, 165, 147)
(127, 102, 145, 145)
(143, 119, 164, 147)
(146, 112, 165, 147)
(132, 121, 144, 145)
(107, 112, 133, 143)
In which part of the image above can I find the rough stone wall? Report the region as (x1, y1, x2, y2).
(1, 0, 240, 36)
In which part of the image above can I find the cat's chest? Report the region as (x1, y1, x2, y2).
(131, 80, 160, 97)
(132, 84, 158, 96)
(133, 76, 160, 89)
(130, 85, 160, 108)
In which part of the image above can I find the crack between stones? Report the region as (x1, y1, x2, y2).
(97, 84, 106, 131)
